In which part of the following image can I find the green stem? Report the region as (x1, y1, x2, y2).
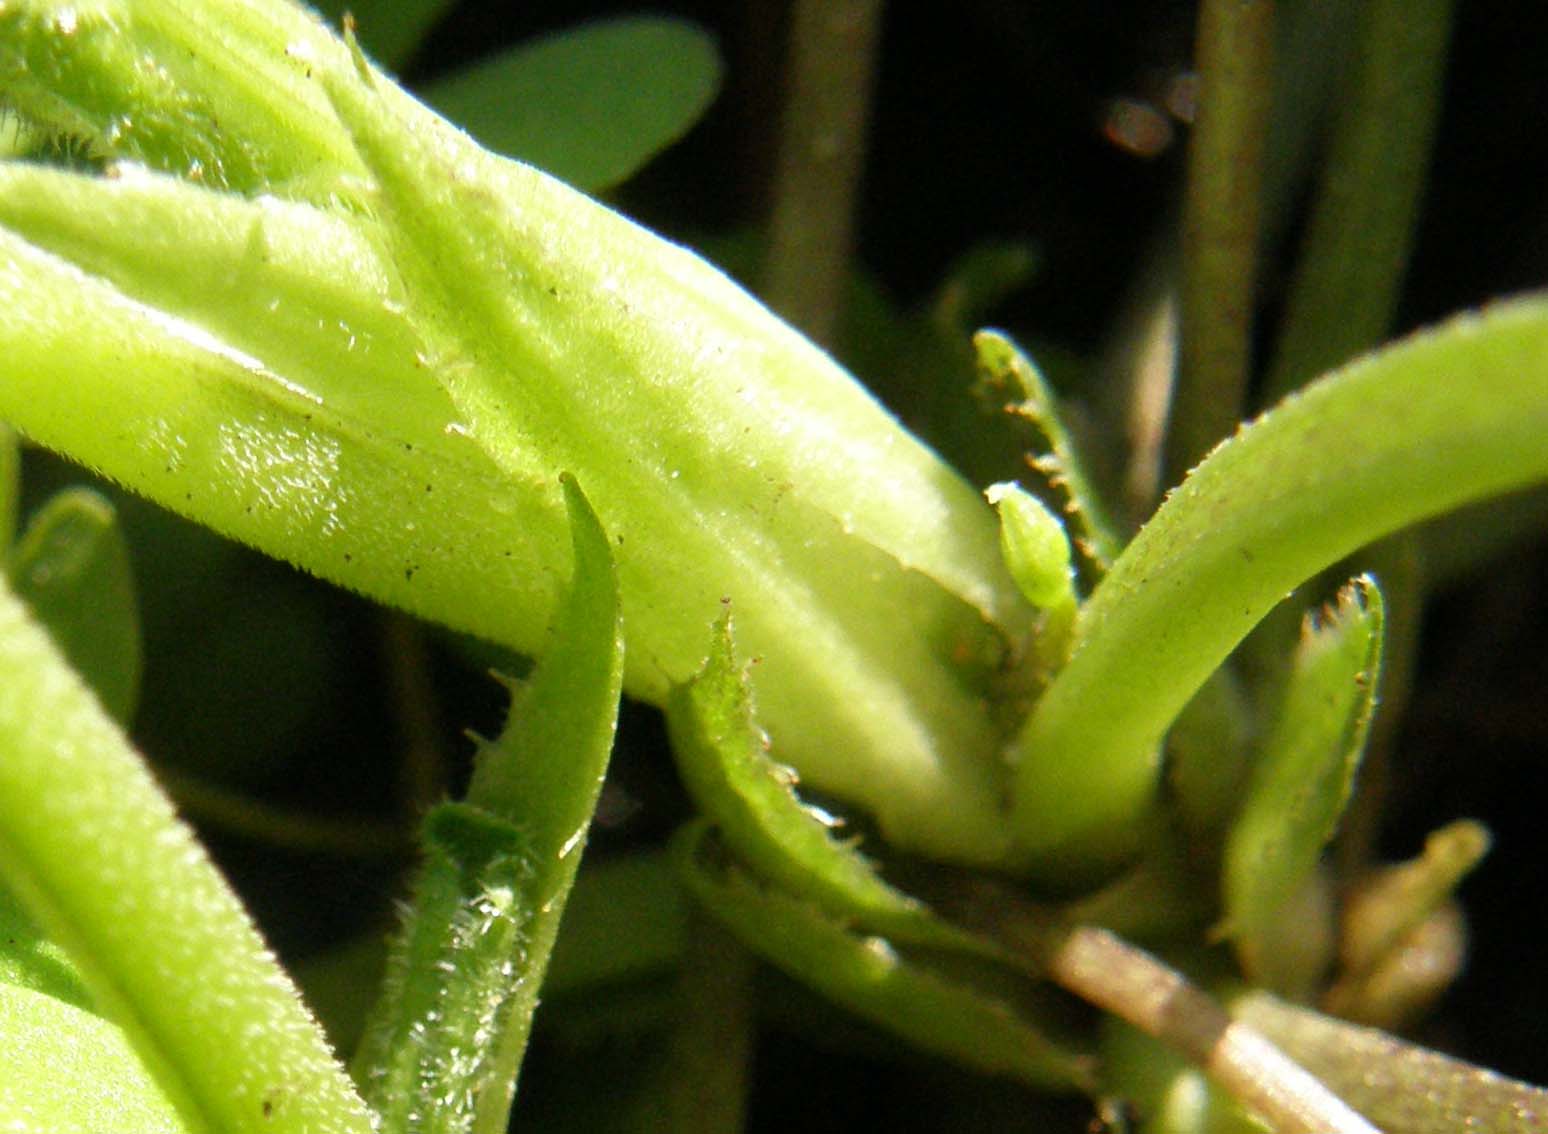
(0, 423, 17, 564)
(648, 913, 756, 1134)
(1008, 297, 1548, 881)
(763, 0, 883, 346)
(1167, 0, 1275, 485)
(157, 767, 410, 859)
(378, 610, 450, 816)
(1264, 0, 1453, 399)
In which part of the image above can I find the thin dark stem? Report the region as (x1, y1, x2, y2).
(1167, 0, 1275, 486)
(1264, 0, 1452, 398)
(650, 912, 756, 1134)
(378, 610, 448, 817)
(763, 0, 883, 347)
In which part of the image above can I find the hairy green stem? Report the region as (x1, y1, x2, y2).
(1167, 0, 1275, 484)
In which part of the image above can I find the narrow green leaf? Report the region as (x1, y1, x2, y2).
(354, 475, 624, 1134)
(1234, 991, 1548, 1134)
(1221, 576, 1384, 979)
(10, 487, 141, 723)
(673, 821, 1094, 1092)
(666, 613, 973, 950)
(1008, 298, 1548, 881)
(353, 802, 537, 1134)
(421, 17, 721, 192)
(975, 330, 1123, 572)
(0, 576, 374, 1134)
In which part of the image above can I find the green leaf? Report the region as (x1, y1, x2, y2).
(421, 17, 722, 192)
(0, 425, 17, 557)
(1233, 991, 1548, 1134)
(1221, 576, 1383, 981)
(353, 475, 624, 1134)
(0, 574, 374, 1134)
(1008, 297, 1548, 882)
(0, 985, 192, 1133)
(10, 487, 141, 723)
(1, 883, 191, 1132)
(666, 613, 975, 951)
(673, 821, 1094, 1092)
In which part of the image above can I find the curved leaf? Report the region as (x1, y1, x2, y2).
(667, 613, 975, 950)
(0, 576, 374, 1134)
(1009, 297, 1548, 880)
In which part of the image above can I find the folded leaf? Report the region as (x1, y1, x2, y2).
(1221, 576, 1384, 985)
(673, 821, 1094, 1092)
(354, 476, 624, 1134)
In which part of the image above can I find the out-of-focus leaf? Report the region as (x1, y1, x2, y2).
(10, 487, 141, 723)
(313, 0, 452, 72)
(667, 614, 974, 951)
(353, 476, 624, 1134)
(420, 17, 721, 192)
(1221, 576, 1383, 988)
(673, 821, 1095, 1092)
(1325, 819, 1489, 1023)
(1099, 1018, 1270, 1134)
(0, 426, 17, 556)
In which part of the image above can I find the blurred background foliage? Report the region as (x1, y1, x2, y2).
(13, 1, 1548, 1128)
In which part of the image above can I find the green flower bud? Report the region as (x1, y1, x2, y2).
(0, 0, 1032, 862)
